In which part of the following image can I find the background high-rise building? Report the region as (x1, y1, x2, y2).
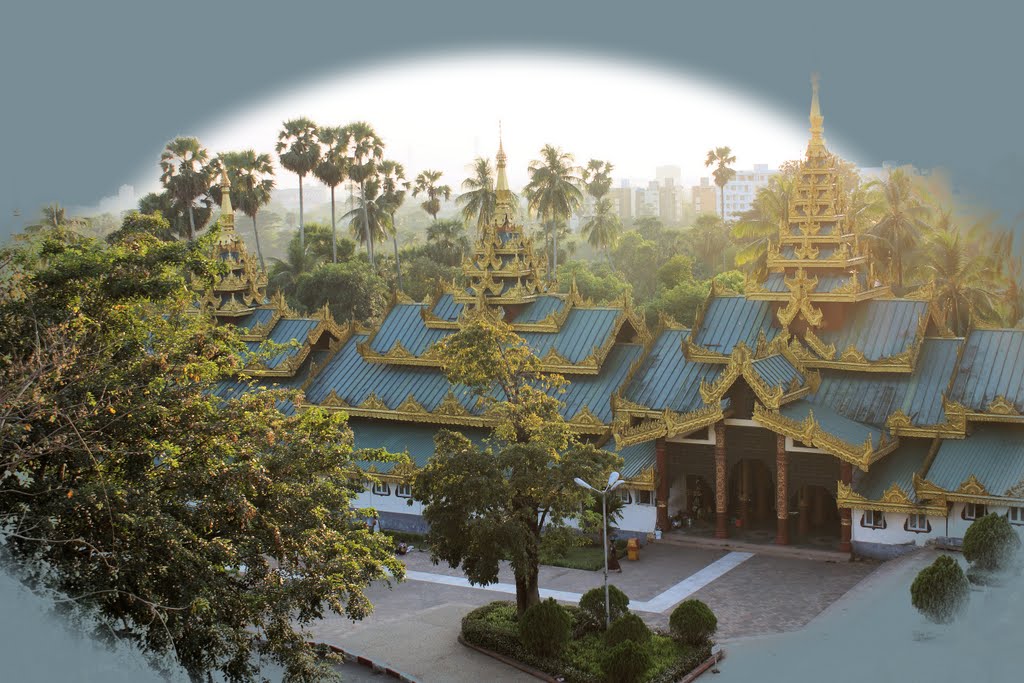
(721, 163, 777, 221)
(691, 177, 718, 217)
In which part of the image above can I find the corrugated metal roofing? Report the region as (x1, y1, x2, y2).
(779, 245, 838, 260)
(554, 344, 645, 423)
(431, 293, 463, 322)
(761, 272, 866, 294)
(512, 295, 567, 324)
(812, 338, 962, 427)
(519, 308, 620, 364)
(692, 297, 778, 354)
(623, 329, 724, 413)
(370, 304, 452, 355)
(242, 317, 319, 369)
(607, 440, 657, 480)
(751, 354, 802, 390)
(925, 424, 1024, 496)
(209, 375, 304, 416)
(235, 308, 276, 332)
(947, 329, 1024, 413)
(818, 299, 927, 361)
(854, 440, 931, 501)
(781, 399, 884, 450)
(349, 419, 492, 472)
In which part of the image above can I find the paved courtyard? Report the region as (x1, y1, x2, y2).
(305, 541, 877, 681)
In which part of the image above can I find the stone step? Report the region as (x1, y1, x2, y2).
(655, 532, 851, 563)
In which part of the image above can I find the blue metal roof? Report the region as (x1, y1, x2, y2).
(751, 354, 802, 391)
(818, 299, 928, 361)
(762, 272, 867, 294)
(209, 376, 303, 416)
(692, 297, 778, 354)
(554, 344, 645, 423)
(369, 304, 452, 355)
(854, 440, 931, 501)
(925, 424, 1024, 496)
(623, 329, 724, 413)
(519, 307, 621, 364)
(781, 400, 885, 450)
(242, 317, 319, 369)
(606, 439, 656, 480)
(349, 419, 492, 472)
(512, 295, 568, 324)
(235, 307, 277, 332)
(947, 329, 1024, 413)
(431, 293, 463, 322)
(812, 338, 962, 427)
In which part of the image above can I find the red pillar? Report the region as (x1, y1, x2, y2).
(714, 421, 728, 538)
(839, 461, 853, 553)
(655, 438, 670, 532)
(775, 434, 790, 545)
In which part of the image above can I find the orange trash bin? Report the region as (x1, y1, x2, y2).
(627, 537, 640, 561)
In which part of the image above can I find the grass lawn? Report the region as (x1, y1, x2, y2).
(542, 539, 629, 571)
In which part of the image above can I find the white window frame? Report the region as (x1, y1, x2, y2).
(616, 488, 633, 505)
(963, 503, 985, 521)
(906, 513, 929, 533)
(395, 482, 412, 498)
(372, 481, 391, 496)
(862, 509, 886, 529)
(635, 489, 654, 506)
(1008, 507, 1024, 525)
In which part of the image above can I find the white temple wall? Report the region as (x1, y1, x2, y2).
(850, 509, 943, 547)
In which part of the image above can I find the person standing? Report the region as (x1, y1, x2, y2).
(607, 539, 622, 573)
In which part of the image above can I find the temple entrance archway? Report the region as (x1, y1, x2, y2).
(727, 458, 776, 531)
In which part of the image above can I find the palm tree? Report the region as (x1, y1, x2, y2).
(268, 232, 325, 299)
(731, 174, 795, 280)
(160, 137, 214, 240)
(342, 121, 385, 267)
(524, 145, 583, 278)
(690, 214, 730, 277)
(343, 178, 389, 264)
(581, 197, 621, 267)
(275, 118, 321, 250)
(866, 168, 931, 292)
(412, 170, 452, 222)
(923, 229, 1000, 335)
(426, 219, 469, 267)
(457, 157, 496, 233)
(220, 150, 275, 270)
(313, 126, 350, 263)
(704, 146, 737, 221)
(581, 159, 614, 200)
(378, 160, 409, 290)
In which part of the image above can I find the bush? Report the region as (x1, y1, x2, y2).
(605, 613, 651, 647)
(519, 598, 572, 657)
(962, 513, 1021, 572)
(669, 599, 717, 646)
(600, 639, 650, 683)
(910, 555, 970, 624)
(579, 585, 630, 631)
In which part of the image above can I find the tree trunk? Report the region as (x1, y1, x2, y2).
(299, 175, 305, 250)
(330, 185, 337, 263)
(551, 217, 558, 281)
(361, 180, 374, 267)
(187, 204, 196, 241)
(252, 215, 266, 271)
(393, 225, 403, 292)
(514, 566, 541, 617)
(720, 182, 725, 221)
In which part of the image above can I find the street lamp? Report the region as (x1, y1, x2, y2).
(574, 471, 623, 629)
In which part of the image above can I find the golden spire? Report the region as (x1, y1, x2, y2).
(808, 72, 825, 153)
(492, 124, 515, 227)
(219, 167, 235, 232)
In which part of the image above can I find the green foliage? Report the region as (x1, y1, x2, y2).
(962, 513, 1021, 572)
(648, 280, 709, 327)
(669, 599, 718, 646)
(0, 234, 404, 682)
(657, 254, 694, 289)
(108, 210, 176, 243)
(605, 613, 651, 648)
(557, 261, 630, 304)
(599, 639, 651, 683)
(519, 598, 572, 657)
(578, 585, 630, 631)
(612, 231, 659, 300)
(293, 260, 386, 322)
(910, 555, 970, 624)
(399, 254, 459, 302)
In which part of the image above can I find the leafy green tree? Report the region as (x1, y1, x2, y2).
(556, 261, 630, 304)
(581, 159, 614, 200)
(400, 254, 459, 302)
(275, 117, 321, 250)
(413, 319, 619, 615)
(657, 254, 695, 290)
(0, 234, 403, 682)
(457, 157, 496, 233)
(669, 599, 718, 646)
(426, 218, 469, 267)
(732, 172, 796, 280)
(866, 167, 931, 292)
(648, 280, 709, 327)
(294, 260, 388, 322)
(518, 598, 571, 657)
(218, 150, 275, 270)
(962, 513, 1022, 572)
(524, 145, 584, 278)
(581, 197, 622, 266)
(612, 231, 659, 300)
(343, 178, 390, 264)
(922, 227, 1001, 334)
(910, 555, 969, 624)
(106, 210, 177, 243)
(138, 191, 211, 242)
(704, 146, 737, 220)
(412, 169, 452, 222)
(578, 585, 630, 633)
(342, 121, 385, 266)
(689, 214, 731, 278)
(160, 136, 215, 240)
(268, 229, 327, 300)
(313, 126, 351, 264)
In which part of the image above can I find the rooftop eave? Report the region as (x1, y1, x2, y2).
(836, 481, 946, 516)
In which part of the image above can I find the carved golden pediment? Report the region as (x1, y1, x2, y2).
(435, 392, 470, 416)
(319, 389, 349, 408)
(360, 393, 388, 411)
(957, 474, 989, 497)
(396, 394, 428, 414)
(570, 405, 606, 427)
(986, 395, 1020, 416)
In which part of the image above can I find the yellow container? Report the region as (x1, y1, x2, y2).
(626, 537, 640, 561)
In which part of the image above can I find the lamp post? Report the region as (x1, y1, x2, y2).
(574, 471, 623, 630)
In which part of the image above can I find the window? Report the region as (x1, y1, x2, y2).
(636, 490, 654, 506)
(396, 483, 412, 498)
(962, 503, 986, 520)
(1008, 507, 1024, 525)
(616, 488, 632, 505)
(372, 481, 390, 496)
(861, 510, 886, 529)
(905, 513, 930, 533)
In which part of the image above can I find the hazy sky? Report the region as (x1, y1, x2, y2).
(130, 51, 863, 202)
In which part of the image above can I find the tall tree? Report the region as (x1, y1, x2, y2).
(866, 167, 931, 292)
(378, 160, 409, 290)
(457, 157, 496, 233)
(412, 169, 452, 222)
(690, 214, 731, 277)
(342, 177, 389, 264)
(342, 122, 385, 267)
(524, 145, 583, 279)
(581, 159, 614, 200)
(218, 150, 275, 270)
(425, 218, 469, 267)
(581, 197, 622, 267)
(160, 136, 214, 241)
(313, 126, 350, 263)
(275, 118, 321, 250)
(731, 173, 796, 280)
(704, 146, 737, 221)
(922, 228, 1000, 334)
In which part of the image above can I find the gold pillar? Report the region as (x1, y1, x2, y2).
(775, 434, 789, 545)
(715, 421, 728, 539)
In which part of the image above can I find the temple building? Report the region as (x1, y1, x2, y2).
(208, 79, 1024, 558)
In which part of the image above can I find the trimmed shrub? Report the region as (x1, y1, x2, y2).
(669, 599, 717, 646)
(962, 513, 1021, 572)
(518, 598, 572, 657)
(605, 612, 651, 647)
(600, 639, 650, 683)
(579, 585, 630, 631)
(910, 555, 970, 624)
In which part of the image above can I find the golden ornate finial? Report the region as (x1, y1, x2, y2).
(808, 72, 825, 150)
(492, 129, 514, 227)
(219, 166, 235, 232)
